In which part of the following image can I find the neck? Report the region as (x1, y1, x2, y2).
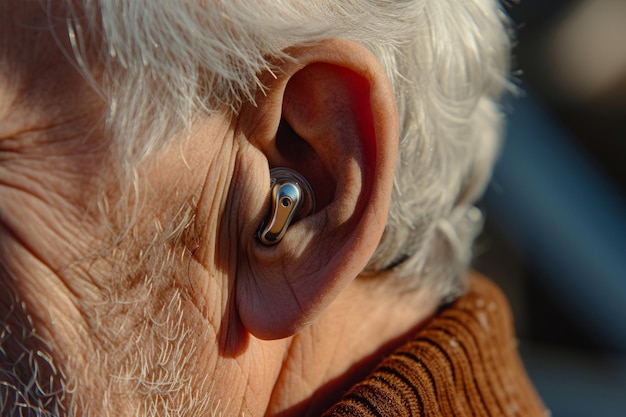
(265, 275, 437, 416)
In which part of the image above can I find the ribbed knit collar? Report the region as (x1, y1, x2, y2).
(323, 276, 547, 417)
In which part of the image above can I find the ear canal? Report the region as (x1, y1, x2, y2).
(257, 167, 316, 245)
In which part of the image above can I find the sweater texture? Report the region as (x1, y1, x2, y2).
(323, 276, 547, 416)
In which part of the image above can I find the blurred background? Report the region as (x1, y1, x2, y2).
(473, 1, 626, 416)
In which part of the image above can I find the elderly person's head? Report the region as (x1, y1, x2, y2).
(1, 0, 511, 415)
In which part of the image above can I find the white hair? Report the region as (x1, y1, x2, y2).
(0, 280, 73, 416)
(69, 0, 511, 302)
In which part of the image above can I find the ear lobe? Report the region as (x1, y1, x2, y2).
(237, 39, 399, 340)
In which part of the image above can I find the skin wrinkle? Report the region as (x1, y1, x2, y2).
(0, 229, 93, 362)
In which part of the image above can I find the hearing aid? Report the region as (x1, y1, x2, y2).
(257, 168, 315, 246)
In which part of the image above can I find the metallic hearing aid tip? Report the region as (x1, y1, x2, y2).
(258, 168, 315, 246)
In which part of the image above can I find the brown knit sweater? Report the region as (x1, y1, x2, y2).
(323, 276, 547, 416)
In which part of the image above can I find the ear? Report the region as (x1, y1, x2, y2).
(235, 39, 399, 340)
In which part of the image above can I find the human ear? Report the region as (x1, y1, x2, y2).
(236, 39, 399, 340)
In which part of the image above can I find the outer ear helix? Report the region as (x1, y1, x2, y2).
(257, 168, 315, 246)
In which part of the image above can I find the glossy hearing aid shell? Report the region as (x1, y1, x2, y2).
(258, 168, 315, 245)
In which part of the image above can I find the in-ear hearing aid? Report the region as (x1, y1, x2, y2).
(258, 168, 315, 246)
